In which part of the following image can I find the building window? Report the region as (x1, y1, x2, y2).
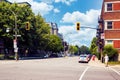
(107, 21, 112, 29)
(107, 3, 112, 11)
(107, 40, 113, 44)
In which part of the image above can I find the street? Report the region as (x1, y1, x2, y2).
(0, 57, 120, 80)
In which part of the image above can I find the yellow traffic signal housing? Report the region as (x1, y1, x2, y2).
(26, 22, 30, 30)
(76, 22, 80, 30)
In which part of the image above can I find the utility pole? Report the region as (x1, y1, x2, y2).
(63, 33, 73, 57)
(11, 10, 19, 61)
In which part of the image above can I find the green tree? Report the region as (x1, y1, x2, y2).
(69, 45, 79, 55)
(0, 2, 17, 49)
(47, 35, 63, 53)
(0, 1, 63, 57)
(0, 2, 35, 49)
(16, 4, 35, 49)
(90, 37, 98, 56)
(34, 14, 50, 49)
(103, 44, 118, 61)
(0, 2, 50, 48)
(79, 45, 91, 54)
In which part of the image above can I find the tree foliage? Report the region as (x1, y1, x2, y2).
(79, 45, 91, 54)
(47, 35, 63, 52)
(103, 45, 118, 60)
(69, 45, 79, 55)
(90, 37, 98, 55)
(0, 1, 63, 56)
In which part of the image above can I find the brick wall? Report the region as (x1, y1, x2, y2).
(101, 0, 120, 20)
(102, 12, 120, 20)
(114, 40, 120, 48)
(114, 21, 120, 29)
(113, 3, 120, 10)
(99, 0, 120, 61)
(105, 30, 120, 39)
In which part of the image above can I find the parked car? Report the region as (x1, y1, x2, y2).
(49, 53, 58, 58)
(78, 54, 89, 63)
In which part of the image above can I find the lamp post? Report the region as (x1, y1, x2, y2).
(63, 41, 66, 57)
(63, 32, 72, 57)
(10, 10, 19, 61)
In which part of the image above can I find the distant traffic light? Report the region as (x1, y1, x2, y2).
(97, 28, 101, 34)
(26, 22, 30, 30)
(76, 22, 80, 30)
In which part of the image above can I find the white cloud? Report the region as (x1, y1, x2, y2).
(8, 0, 54, 16)
(32, 2, 54, 16)
(39, 0, 76, 5)
(53, 8, 60, 13)
(59, 9, 101, 47)
(61, 9, 101, 27)
(55, 0, 76, 5)
(58, 25, 96, 47)
(39, 0, 54, 4)
(8, 0, 76, 16)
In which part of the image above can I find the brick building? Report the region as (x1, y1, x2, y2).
(98, 0, 120, 61)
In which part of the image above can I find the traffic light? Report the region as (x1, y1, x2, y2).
(96, 28, 101, 35)
(26, 22, 30, 30)
(99, 39, 104, 49)
(76, 22, 80, 30)
(96, 28, 101, 39)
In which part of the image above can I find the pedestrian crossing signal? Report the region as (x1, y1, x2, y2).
(76, 22, 80, 30)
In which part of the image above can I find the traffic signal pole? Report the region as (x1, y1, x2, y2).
(76, 23, 104, 62)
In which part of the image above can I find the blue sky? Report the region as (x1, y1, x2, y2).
(8, 0, 103, 47)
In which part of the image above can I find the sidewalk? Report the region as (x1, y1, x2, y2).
(88, 57, 120, 74)
(89, 58, 120, 67)
(88, 57, 105, 67)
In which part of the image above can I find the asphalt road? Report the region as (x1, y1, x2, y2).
(0, 57, 120, 80)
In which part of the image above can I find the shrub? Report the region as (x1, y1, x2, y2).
(0, 54, 4, 60)
(103, 44, 118, 61)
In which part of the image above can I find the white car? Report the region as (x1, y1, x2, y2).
(78, 55, 89, 63)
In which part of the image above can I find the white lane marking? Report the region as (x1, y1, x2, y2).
(79, 66, 90, 80)
(109, 67, 120, 76)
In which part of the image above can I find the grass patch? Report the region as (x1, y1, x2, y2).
(108, 61, 120, 65)
(0, 54, 4, 60)
(0, 54, 15, 60)
(8, 55, 14, 60)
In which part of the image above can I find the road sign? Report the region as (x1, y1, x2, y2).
(13, 35, 21, 37)
(13, 39, 17, 48)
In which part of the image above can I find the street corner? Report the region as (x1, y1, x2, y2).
(88, 58, 105, 67)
